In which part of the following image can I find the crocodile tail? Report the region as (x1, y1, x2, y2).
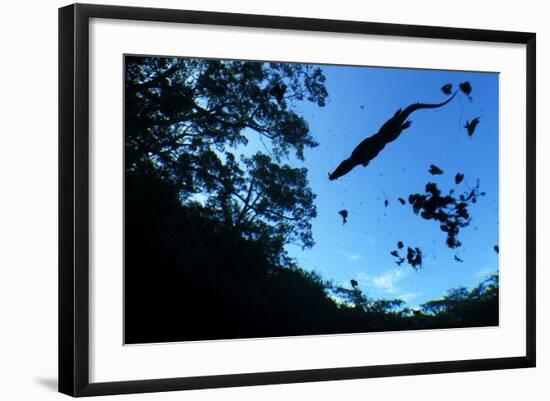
(401, 91, 457, 119)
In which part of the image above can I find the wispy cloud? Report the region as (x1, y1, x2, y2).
(365, 235, 376, 245)
(396, 292, 422, 302)
(357, 269, 407, 294)
(340, 251, 363, 262)
(343, 251, 362, 262)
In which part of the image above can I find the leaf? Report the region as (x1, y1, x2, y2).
(459, 81, 472, 95)
(338, 209, 348, 225)
(464, 117, 481, 136)
(429, 164, 444, 175)
(441, 83, 453, 95)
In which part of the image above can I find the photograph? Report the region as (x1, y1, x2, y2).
(124, 55, 500, 344)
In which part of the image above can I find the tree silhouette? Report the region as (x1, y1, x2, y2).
(420, 274, 498, 326)
(125, 56, 327, 261)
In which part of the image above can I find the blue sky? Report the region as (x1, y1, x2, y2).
(190, 60, 499, 309)
(278, 64, 500, 308)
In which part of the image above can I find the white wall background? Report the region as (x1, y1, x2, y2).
(0, 0, 545, 399)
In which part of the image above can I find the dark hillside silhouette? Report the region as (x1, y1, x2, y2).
(125, 171, 498, 343)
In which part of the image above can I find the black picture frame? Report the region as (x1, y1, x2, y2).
(59, 3, 536, 397)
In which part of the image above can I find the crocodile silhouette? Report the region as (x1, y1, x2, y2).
(329, 93, 456, 181)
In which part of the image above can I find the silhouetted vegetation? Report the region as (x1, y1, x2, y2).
(124, 56, 498, 344)
(125, 172, 498, 343)
(420, 274, 498, 326)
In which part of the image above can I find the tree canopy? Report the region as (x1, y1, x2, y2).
(125, 56, 328, 262)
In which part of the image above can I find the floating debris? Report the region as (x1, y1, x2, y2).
(464, 117, 481, 136)
(441, 83, 453, 95)
(338, 209, 348, 225)
(408, 181, 484, 249)
(454, 255, 464, 263)
(390, 242, 421, 269)
(407, 247, 423, 269)
(455, 173, 464, 185)
(398, 197, 406, 205)
(459, 81, 472, 96)
(460, 180, 485, 204)
(429, 164, 444, 175)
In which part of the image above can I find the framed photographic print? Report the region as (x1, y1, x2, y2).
(59, 3, 536, 397)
